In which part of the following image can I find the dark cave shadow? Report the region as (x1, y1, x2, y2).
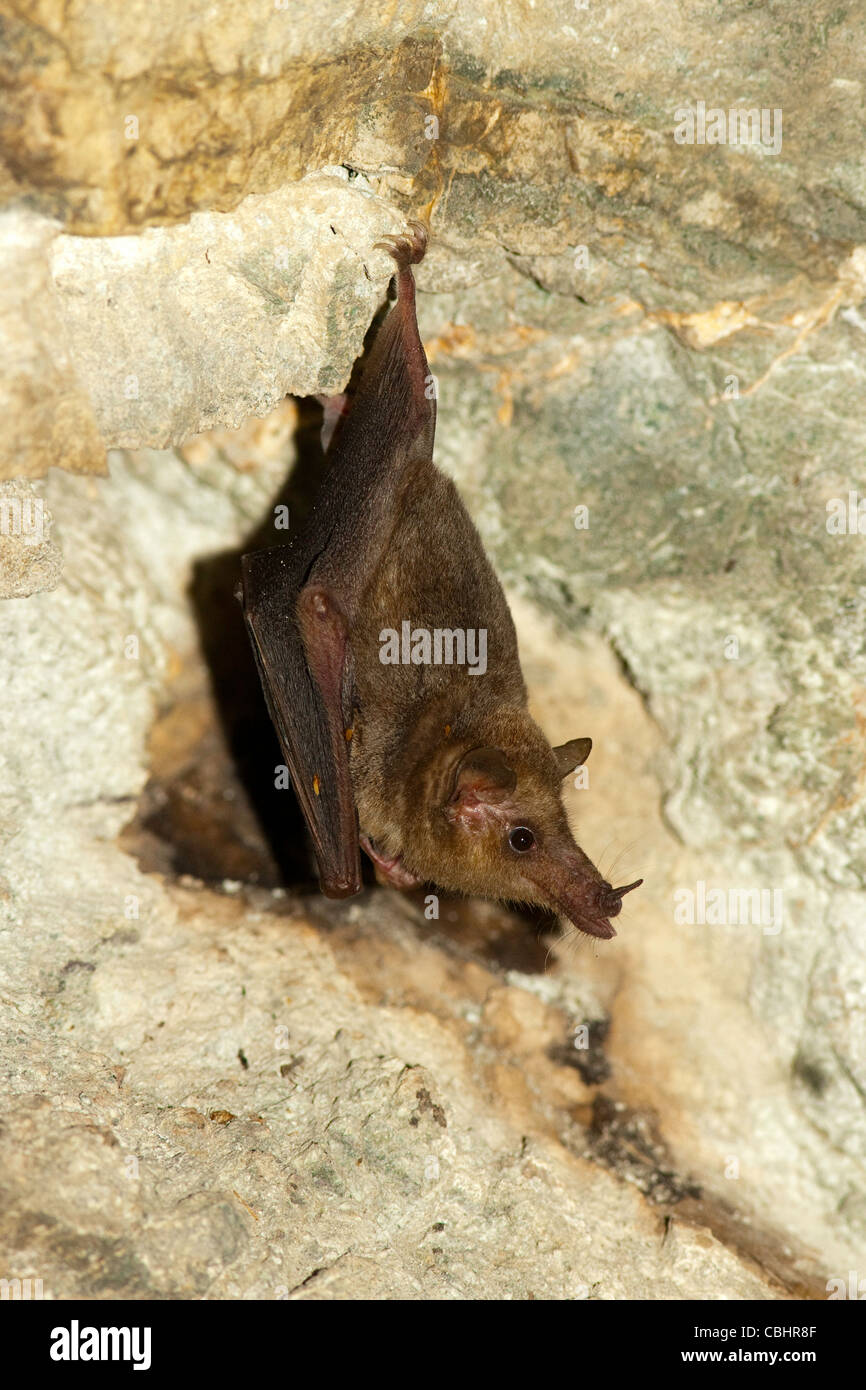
(188, 394, 357, 892)
(185, 294, 395, 892)
(411, 894, 559, 974)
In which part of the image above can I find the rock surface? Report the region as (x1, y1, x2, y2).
(0, 439, 854, 1301)
(3, 2, 866, 475)
(0, 480, 61, 598)
(1, 0, 865, 1300)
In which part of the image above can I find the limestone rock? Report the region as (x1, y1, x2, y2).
(0, 443, 849, 1299)
(1, 0, 865, 1302)
(0, 209, 105, 479)
(2, 1, 865, 476)
(0, 480, 61, 597)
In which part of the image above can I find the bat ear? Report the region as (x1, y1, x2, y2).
(552, 737, 592, 778)
(449, 746, 517, 810)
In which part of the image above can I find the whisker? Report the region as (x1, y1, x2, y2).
(598, 836, 647, 884)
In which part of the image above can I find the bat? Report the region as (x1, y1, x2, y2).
(241, 222, 641, 938)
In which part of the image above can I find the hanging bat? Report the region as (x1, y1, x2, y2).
(241, 222, 641, 938)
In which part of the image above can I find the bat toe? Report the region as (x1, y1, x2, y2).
(375, 221, 429, 272)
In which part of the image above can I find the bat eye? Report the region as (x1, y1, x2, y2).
(508, 826, 536, 853)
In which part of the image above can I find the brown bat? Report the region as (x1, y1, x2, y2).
(241, 222, 641, 938)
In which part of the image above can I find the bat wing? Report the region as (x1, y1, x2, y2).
(303, 221, 436, 614)
(241, 543, 361, 898)
(240, 223, 433, 899)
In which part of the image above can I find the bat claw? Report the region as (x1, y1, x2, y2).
(374, 220, 428, 272)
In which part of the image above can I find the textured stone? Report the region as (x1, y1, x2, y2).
(0, 443, 852, 1300)
(2, 0, 866, 1302)
(3, 1, 866, 476)
(0, 480, 61, 597)
(0, 209, 105, 478)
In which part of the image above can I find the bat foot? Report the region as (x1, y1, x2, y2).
(374, 221, 428, 272)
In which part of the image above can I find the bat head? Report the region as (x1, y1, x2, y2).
(413, 727, 641, 938)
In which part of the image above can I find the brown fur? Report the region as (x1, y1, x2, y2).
(342, 237, 640, 936)
(242, 222, 641, 935)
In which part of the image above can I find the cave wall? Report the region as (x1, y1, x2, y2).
(1, 0, 865, 1298)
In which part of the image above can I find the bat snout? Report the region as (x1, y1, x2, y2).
(526, 854, 642, 940)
